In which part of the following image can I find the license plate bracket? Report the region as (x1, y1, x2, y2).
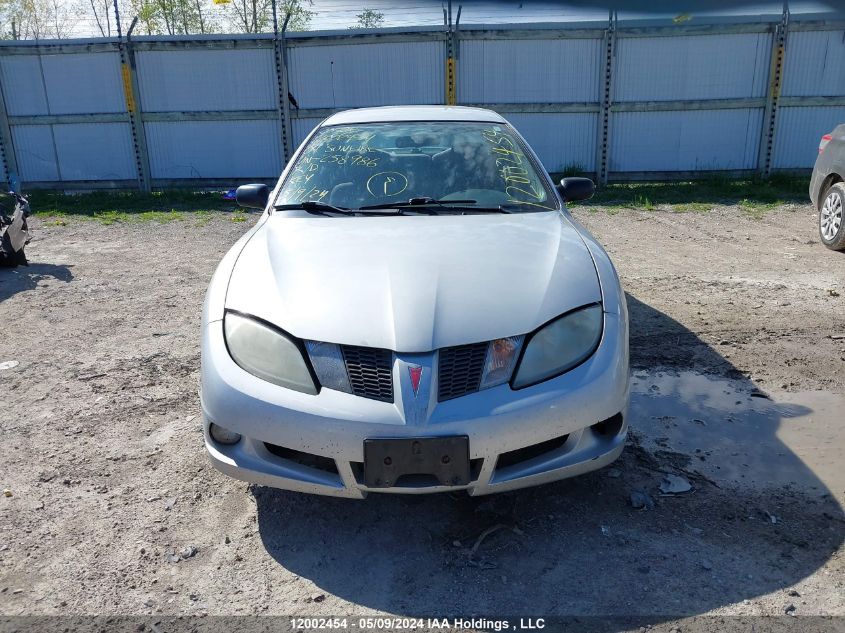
(363, 436, 470, 488)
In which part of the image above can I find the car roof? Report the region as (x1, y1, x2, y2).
(322, 105, 507, 126)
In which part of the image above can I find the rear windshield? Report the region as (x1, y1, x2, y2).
(275, 121, 557, 211)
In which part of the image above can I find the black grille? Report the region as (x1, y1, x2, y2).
(495, 434, 570, 470)
(264, 443, 339, 474)
(438, 342, 488, 401)
(341, 345, 394, 402)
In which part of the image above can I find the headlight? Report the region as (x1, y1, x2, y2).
(224, 311, 318, 394)
(512, 304, 603, 389)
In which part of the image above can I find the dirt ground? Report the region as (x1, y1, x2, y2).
(1, 201, 843, 629)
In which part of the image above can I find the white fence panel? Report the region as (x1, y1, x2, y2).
(506, 113, 598, 172)
(11, 125, 59, 181)
(10, 122, 137, 181)
(136, 49, 278, 112)
(2, 21, 844, 187)
(459, 38, 602, 103)
(53, 123, 136, 180)
(292, 118, 322, 149)
(0, 56, 50, 115)
(146, 120, 282, 179)
(781, 30, 845, 97)
(287, 40, 444, 109)
(773, 106, 845, 169)
(609, 109, 763, 172)
(614, 33, 771, 101)
(40, 52, 126, 113)
(0, 52, 124, 115)
(0, 50, 134, 184)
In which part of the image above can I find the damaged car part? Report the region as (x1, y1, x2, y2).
(0, 191, 31, 268)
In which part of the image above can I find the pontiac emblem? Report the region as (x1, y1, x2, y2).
(408, 365, 423, 397)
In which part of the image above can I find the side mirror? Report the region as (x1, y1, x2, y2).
(556, 177, 595, 202)
(235, 184, 270, 209)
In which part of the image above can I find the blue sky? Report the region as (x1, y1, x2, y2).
(55, 0, 842, 38)
(308, 0, 838, 30)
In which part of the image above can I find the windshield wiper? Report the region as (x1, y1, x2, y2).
(276, 198, 517, 217)
(274, 201, 356, 216)
(358, 197, 510, 214)
(359, 197, 475, 210)
(274, 201, 416, 217)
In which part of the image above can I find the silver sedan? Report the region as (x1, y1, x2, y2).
(201, 105, 629, 497)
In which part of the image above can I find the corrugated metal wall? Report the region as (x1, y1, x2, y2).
(0, 19, 843, 189)
(136, 49, 278, 111)
(11, 125, 59, 181)
(53, 123, 137, 180)
(292, 117, 322, 148)
(288, 40, 444, 109)
(610, 109, 763, 172)
(781, 30, 845, 97)
(1, 55, 56, 115)
(772, 29, 845, 169)
(607, 32, 771, 176)
(773, 105, 845, 168)
(506, 112, 599, 172)
(459, 38, 602, 103)
(0, 50, 137, 183)
(145, 120, 281, 179)
(0, 53, 127, 114)
(451, 35, 601, 173)
(613, 33, 771, 101)
(135, 47, 281, 180)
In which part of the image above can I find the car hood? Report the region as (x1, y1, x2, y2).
(225, 211, 601, 352)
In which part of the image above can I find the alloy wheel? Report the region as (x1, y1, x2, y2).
(820, 190, 843, 241)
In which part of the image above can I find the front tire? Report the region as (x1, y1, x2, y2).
(819, 182, 845, 251)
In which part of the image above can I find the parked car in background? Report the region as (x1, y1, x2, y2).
(200, 106, 629, 498)
(810, 124, 845, 251)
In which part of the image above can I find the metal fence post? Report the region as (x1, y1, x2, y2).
(0, 67, 19, 191)
(274, 10, 293, 164)
(445, 37, 455, 104)
(115, 13, 151, 192)
(124, 23, 152, 192)
(444, 2, 458, 105)
(453, 7, 461, 105)
(758, 3, 789, 177)
(595, 11, 616, 186)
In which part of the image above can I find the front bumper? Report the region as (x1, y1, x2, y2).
(201, 312, 629, 498)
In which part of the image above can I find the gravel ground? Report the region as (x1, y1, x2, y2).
(0, 203, 843, 628)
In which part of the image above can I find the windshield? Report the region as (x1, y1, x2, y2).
(275, 121, 558, 211)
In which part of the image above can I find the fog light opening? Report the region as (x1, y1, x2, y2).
(209, 423, 241, 445)
(592, 413, 624, 437)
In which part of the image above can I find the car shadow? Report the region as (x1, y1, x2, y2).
(253, 294, 844, 622)
(0, 263, 73, 302)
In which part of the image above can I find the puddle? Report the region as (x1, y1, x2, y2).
(631, 370, 844, 504)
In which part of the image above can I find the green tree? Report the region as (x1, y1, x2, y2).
(0, 0, 16, 38)
(224, 0, 310, 33)
(74, 0, 114, 37)
(127, 0, 162, 35)
(350, 7, 383, 29)
(225, 0, 270, 33)
(1, 0, 72, 38)
(147, 0, 212, 34)
(283, 0, 311, 31)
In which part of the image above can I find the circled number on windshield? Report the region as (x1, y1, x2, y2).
(366, 171, 408, 197)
